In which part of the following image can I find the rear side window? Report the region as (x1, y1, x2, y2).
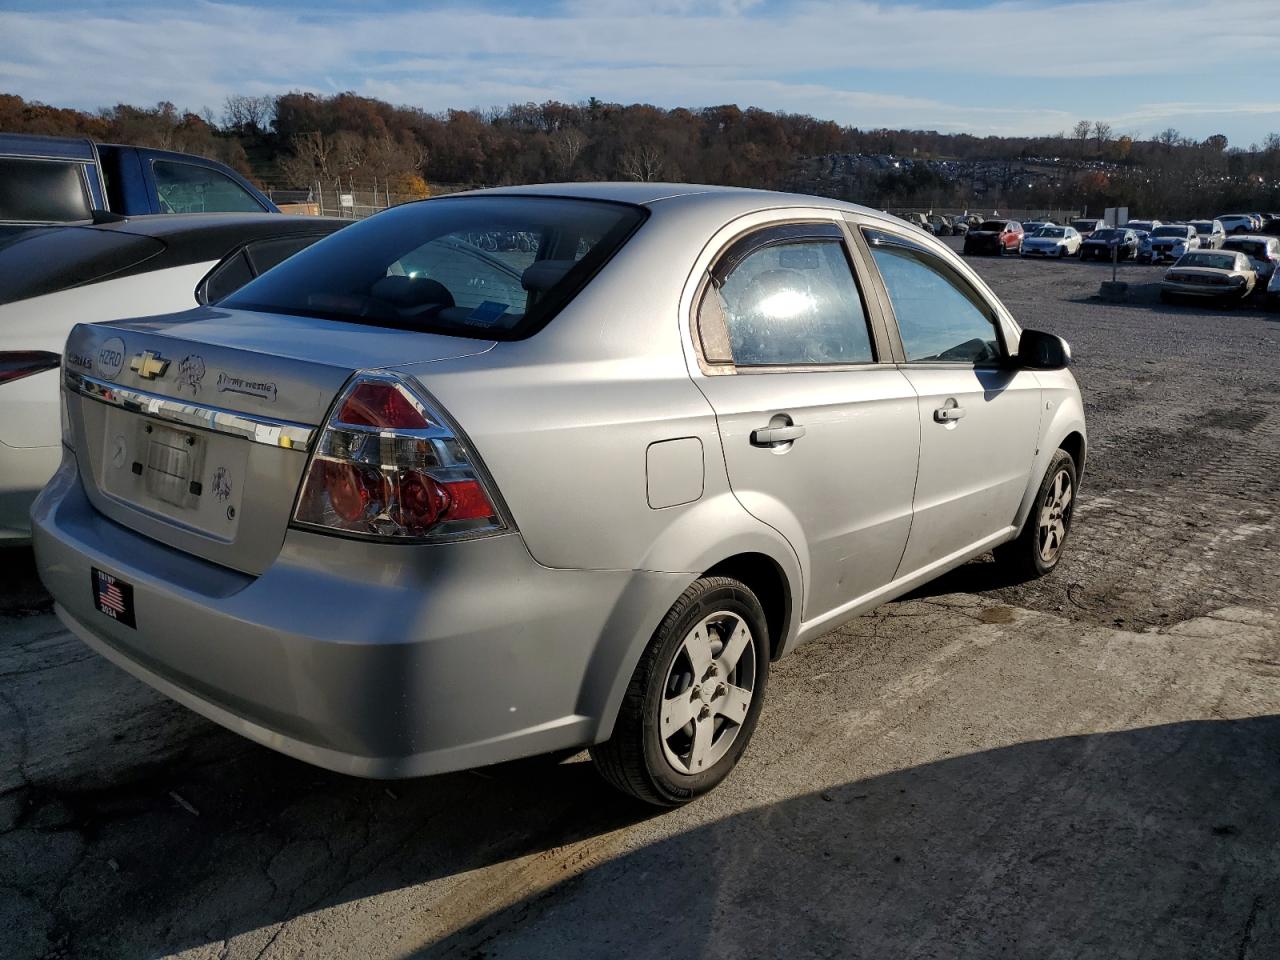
(152, 160, 264, 214)
(0, 158, 93, 223)
(863, 229, 1002, 364)
(223, 196, 647, 339)
(702, 237, 874, 366)
(201, 234, 331, 304)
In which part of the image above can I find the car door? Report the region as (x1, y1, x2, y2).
(691, 220, 919, 621)
(853, 223, 1042, 576)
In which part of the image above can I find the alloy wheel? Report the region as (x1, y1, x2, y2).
(659, 612, 758, 775)
(1037, 469, 1074, 564)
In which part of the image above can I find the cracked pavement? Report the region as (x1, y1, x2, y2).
(2, 250, 1278, 959)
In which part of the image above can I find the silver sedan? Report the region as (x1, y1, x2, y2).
(34, 184, 1086, 805)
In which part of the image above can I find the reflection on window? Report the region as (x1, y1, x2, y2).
(712, 240, 873, 366)
(865, 236, 1000, 363)
(152, 161, 263, 213)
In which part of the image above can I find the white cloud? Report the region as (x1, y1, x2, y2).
(0, 0, 1277, 140)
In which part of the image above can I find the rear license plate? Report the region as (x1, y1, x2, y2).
(91, 568, 136, 628)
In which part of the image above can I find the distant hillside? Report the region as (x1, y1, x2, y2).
(3, 92, 1277, 216)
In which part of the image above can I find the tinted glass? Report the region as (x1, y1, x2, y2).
(864, 230, 1000, 364)
(202, 251, 255, 303)
(1178, 252, 1237, 269)
(710, 239, 874, 366)
(1222, 240, 1266, 258)
(1091, 229, 1120, 241)
(0, 158, 93, 222)
(1153, 226, 1187, 237)
(224, 196, 647, 339)
(1035, 228, 1066, 238)
(244, 235, 326, 274)
(979, 221, 1006, 231)
(152, 160, 264, 213)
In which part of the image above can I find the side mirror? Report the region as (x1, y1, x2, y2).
(1017, 329, 1071, 370)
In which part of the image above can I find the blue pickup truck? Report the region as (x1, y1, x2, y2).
(0, 133, 278, 230)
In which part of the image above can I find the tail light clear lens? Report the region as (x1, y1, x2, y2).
(292, 374, 509, 542)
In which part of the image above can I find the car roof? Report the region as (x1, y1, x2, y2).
(456, 181, 892, 218)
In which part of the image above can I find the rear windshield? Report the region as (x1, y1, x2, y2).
(0, 157, 93, 223)
(979, 221, 1006, 231)
(1126, 221, 1154, 231)
(1090, 229, 1122, 241)
(0, 227, 164, 305)
(1222, 240, 1267, 257)
(1190, 221, 1213, 231)
(1178, 252, 1238, 269)
(1070, 220, 1096, 231)
(1153, 226, 1187, 237)
(223, 196, 647, 339)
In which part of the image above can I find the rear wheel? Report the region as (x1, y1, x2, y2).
(590, 577, 771, 806)
(994, 449, 1077, 580)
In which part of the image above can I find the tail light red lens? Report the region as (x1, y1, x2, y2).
(337, 381, 431, 429)
(293, 374, 508, 542)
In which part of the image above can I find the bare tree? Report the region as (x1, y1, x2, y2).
(1091, 121, 1113, 153)
(551, 128, 588, 178)
(1156, 127, 1182, 151)
(222, 94, 274, 134)
(618, 143, 665, 181)
(1072, 120, 1091, 156)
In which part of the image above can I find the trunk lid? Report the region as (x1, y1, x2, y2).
(63, 306, 495, 574)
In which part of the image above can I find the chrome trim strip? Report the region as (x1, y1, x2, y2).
(66, 371, 315, 450)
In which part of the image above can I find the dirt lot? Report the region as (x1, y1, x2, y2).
(2, 249, 1278, 959)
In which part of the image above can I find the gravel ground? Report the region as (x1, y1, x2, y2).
(1, 249, 1277, 959)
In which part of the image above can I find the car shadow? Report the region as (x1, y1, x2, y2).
(425, 716, 1280, 959)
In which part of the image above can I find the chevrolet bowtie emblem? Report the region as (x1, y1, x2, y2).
(130, 350, 169, 380)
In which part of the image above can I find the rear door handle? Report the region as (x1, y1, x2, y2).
(934, 404, 966, 423)
(751, 424, 806, 446)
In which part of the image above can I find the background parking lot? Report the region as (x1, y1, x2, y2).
(2, 249, 1278, 959)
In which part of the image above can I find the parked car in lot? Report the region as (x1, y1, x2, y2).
(963, 218, 1024, 255)
(1160, 249, 1257, 302)
(1079, 227, 1139, 261)
(901, 212, 933, 233)
(0, 133, 278, 235)
(1220, 235, 1280, 282)
(949, 216, 971, 236)
(1123, 219, 1162, 235)
(1189, 219, 1226, 249)
(1020, 220, 1055, 235)
(0, 213, 345, 541)
(1216, 214, 1257, 235)
(926, 214, 953, 236)
(1070, 218, 1105, 239)
(1268, 263, 1280, 308)
(1021, 225, 1082, 258)
(32, 183, 1085, 806)
(1142, 224, 1199, 263)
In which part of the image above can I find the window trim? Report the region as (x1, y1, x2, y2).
(854, 223, 1012, 367)
(693, 220, 884, 374)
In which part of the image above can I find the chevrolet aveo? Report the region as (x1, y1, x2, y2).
(34, 184, 1085, 806)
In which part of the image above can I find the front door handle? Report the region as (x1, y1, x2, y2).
(751, 423, 806, 446)
(934, 402, 966, 423)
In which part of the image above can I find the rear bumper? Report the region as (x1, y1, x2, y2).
(1161, 280, 1248, 298)
(33, 453, 686, 778)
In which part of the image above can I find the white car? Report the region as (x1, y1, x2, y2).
(1220, 235, 1280, 282)
(1021, 226, 1082, 258)
(0, 213, 344, 541)
(1123, 219, 1162, 234)
(1217, 214, 1257, 235)
(1190, 219, 1226, 249)
(1143, 224, 1200, 263)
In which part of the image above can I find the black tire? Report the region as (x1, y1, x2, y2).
(590, 577, 771, 806)
(993, 448, 1077, 580)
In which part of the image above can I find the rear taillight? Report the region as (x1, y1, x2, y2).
(0, 350, 60, 385)
(292, 373, 509, 542)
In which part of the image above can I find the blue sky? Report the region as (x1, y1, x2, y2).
(3, 0, 1279, 145)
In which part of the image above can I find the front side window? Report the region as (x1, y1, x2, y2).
(703, 236, 874, 366)
(152, 160, 264, 213)
(863, 229, 1002, 364)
